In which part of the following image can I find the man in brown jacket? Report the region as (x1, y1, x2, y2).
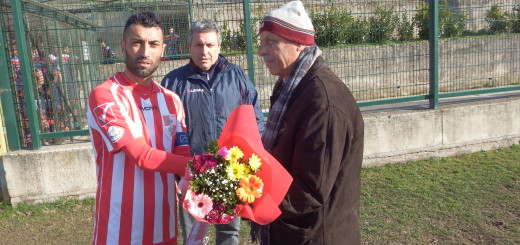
(255, 1, 364, 244)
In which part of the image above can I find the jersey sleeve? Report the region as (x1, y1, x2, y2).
(121, 137, 190, 175)
(87, 82, 192, 174)
(87, 84, 140, 153)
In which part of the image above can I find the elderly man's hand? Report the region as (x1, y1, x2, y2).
(176, 167, 193, 202)
(176, 178, 189, 203)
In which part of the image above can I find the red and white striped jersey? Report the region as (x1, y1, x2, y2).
(87, 72, 188, 245)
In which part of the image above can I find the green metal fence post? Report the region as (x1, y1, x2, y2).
(11, 0, 42, 149)
(242, 0, 255, 84)
(0, 27, 21, 150)
(428, 0, 439, 109)
(188, 0, 194, 24)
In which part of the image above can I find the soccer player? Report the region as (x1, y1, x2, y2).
(87, 12, 191, 244)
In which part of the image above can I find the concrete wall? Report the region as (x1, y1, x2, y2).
(363, 96, 520, 166)
(0, 143, 96, 205)
(1, 95, 519, 205)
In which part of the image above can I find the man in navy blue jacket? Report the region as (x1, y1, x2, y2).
(161, 19, 265, 245)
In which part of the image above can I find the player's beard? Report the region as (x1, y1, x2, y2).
(125, 51, 160, 78)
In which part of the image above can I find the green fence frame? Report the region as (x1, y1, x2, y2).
(11, 0, 42, 149)
(0, 26, 21, 150)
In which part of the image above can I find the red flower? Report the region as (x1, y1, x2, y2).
(214, 202, 226, 212)
(219, 213, 234, 224)
(202, 153, 217, 169)
(206, 210, 221, 223)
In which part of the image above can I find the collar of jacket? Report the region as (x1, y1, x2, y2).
(301, 55, 326, 81)
(187, 54, 229, 80)
(271, 56, 326, 105)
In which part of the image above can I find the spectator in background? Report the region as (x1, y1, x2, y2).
(165, 26, 180, 60)
(11, 45, 22, 92)
(10, 44, 31, 146)
(97, 38, 116, 64)
(60, 46, 79, 102)
(254, 1, 365, 244)
(34, 68, 50, 138)
(60, 46, 82, 129)
(161, 19, 265, 245)
(46, 47, 69, 138)
(32, 46, 54, 142)
(87, 11, 191, 244)
(11, 45, 24, 117)
(46, 46, 82, 135)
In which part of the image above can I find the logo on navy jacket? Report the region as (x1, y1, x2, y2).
(186, 88, 204, 93)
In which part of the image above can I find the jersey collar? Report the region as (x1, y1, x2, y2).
(114, 72, 160, 94)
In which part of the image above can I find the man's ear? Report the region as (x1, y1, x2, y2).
(296, 44, 307, 53)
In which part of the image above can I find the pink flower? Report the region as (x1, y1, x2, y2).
(218, 146, 229, 159)
(183, 190, 213, 219)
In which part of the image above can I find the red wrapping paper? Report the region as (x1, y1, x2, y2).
(218, 105, 292, 225)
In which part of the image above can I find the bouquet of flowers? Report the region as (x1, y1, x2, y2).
(181, 105, 293, 245)
(182, 140, 264, 224)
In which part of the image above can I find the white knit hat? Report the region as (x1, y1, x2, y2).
(259, 1, 315, 45)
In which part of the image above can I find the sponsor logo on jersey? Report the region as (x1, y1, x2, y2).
(139, 106, 159, 111)
(107, 126, 124, 143)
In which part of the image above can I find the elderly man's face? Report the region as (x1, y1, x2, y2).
(189, 31, 221, 71)
(258, 31, 302, 79)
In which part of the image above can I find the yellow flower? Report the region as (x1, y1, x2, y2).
(236, 176, 264, 204)
(242, 167, 251, 178)
(248, 154, 262, 171)
(226, 162, 246, 180)
(226, 146, 244, 162)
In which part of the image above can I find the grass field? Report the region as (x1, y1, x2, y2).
(1, 145, 519, 244)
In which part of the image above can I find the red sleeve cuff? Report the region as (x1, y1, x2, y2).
(121, 137, 191, 174)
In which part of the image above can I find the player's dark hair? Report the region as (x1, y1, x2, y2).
(123, 11, 163, 36)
